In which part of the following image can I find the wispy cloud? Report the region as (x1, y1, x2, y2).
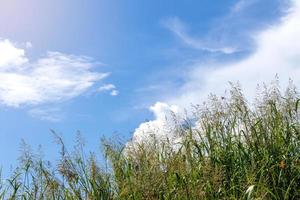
(231, 0, 258, 13)
(97, 83, 119, 96)
(132, 0, 300, 143)
(162, 0, 286, 57)
(0, 39, 111, 120)
(162, 17, 238, 54)
(168, 0, 300, 107)
(97, 84, 116, 92)
(29, 107, 64, 122)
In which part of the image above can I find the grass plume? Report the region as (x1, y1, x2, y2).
(1, 80, 300, 199)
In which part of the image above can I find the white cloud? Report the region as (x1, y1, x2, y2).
(0, 39, 28, 68)
(162, 17, 238, 54)
(231, 0, 258, 13)
(169, 0, 300, 107)
(97, 84, 115, 92)
(132, 0, 300, 144)
(29, 107, 63, 122)
(128, 102, 179, 146)
(97, 84, 119, 96)
(0, 39, 110, 109)
(110, 90, 119, 96)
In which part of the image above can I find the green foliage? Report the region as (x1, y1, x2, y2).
(1, 81, 300, 199)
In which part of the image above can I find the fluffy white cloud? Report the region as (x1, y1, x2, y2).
(0, 39, 28, 68)
(132, 0, 300, 144)
(129, 102, 179, 145)
(0, 39, 109, 107)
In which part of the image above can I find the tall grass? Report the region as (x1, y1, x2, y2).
(1, 81, 300, 199)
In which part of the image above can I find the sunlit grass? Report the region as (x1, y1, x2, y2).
(1, 80, 300, 199)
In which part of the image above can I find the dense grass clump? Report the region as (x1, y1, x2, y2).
(1, 81, 300, 199)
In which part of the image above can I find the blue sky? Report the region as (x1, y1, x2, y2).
(0, 0, 299, 175)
